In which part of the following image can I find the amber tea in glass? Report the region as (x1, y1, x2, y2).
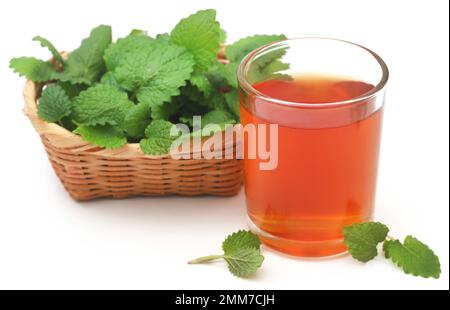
(238, 38, 389, 257)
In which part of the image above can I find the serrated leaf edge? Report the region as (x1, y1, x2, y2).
(385, 236, 441, 279)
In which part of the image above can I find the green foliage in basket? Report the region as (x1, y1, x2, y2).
(10, 9, 286, 154)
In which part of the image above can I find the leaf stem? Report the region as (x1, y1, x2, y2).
(188, 254, 223, 264)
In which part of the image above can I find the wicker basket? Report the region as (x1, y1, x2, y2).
(22, 79, 243, 201)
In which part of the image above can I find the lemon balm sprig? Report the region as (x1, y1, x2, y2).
(188, 230, 264, 278)
(343, 221, 441, 278)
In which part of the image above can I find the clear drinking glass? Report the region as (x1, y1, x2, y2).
(237, 38, 389, 257)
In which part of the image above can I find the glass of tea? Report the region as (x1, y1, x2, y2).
(237, 38, 389, 257)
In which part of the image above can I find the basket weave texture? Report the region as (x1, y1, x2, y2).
(22, 80, 243, 201)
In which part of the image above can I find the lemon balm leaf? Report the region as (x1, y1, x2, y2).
(100, 72, 126, 91)
(225, 34, 287, 63)
(9, 57, 56, 82)
(344, 221, 441, 279)
(72, 84, 134, 126)
(224, 34, 288, 87)
(56, 81, 87, 98)
(32, 36, 65, 66)
(343, 222, 389, 262)
(224, 90, 239, 120)
(150, 100, 182, 121)
(188, 230, 264, 278)
(170, 9, 221, 71)
(114, 41, 194, 110)
(224, 248, 264, 278)
(383, 236, 441, 279)
(201, 110, 236, 128)
(139, 120, 181, 155)
(222, 231, 264, 277)
(190, 69, 213, 97)
(104, 34, 154, 71)
(122, 102, 152, 139)
(143, 120, 177, 143)
(139, 137, 173, 156)
(248, 59, 290, 84)
(37, 84, 72, 123)
(57, 25, 112, 85)
(129, 29, 148, 36)
(74, 124, 127, 149)
(219, 27, 227, 44)
(222, 230, 261, 254)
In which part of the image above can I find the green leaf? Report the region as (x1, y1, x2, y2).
(74, 124, 126, 149)
(60, 116, 77, 132)
(56, 81, 87, 98)
(170, 9, 221, 71)
(151, 99, 182, 120)
(37, 84, 72, 122)
(222, 230, 261, 253)
(129, 29, 148, 36)
(57, 25, 112, 85)
(206, 92, 229, 111)
(225, 34, 289, 86)
(179, 115, 194, 127)
(9, 57, 56, 82)
(180, 83, 204, 103)
(114, 41, 194, 109)
(219, 27, 227, 44)
(190, 70, 213, 97)
(248, 59, 290, 84)
(225, 34, 287, 63)
(225, 63, 239, 88)
(219, 62, 239, 88)
(176, 91, 209, 126)
(155, 33, 170, 44)
(224, 248, 264, 278)
(32, 35, 65, 66)
(100, 72, 126, 91)
(72, 84, 134, 126)
(139, 120, 181, 155)
(188, 230, 264, 278)
(180, 83, 228, 112)
(202, 109, 236, 128)
(206, 61, 233, 89)
(224, 90, 239, 120)
(104, 33, 154, 71)
(383, 236, 441, 279)
(205, 61, 238, 90)
(122, 102, 151, 139)
(343, 222, 389, 262)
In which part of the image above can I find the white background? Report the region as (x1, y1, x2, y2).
(0, 0, 448, 290)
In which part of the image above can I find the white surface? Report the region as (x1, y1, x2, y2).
(0, 0, 448, 290)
